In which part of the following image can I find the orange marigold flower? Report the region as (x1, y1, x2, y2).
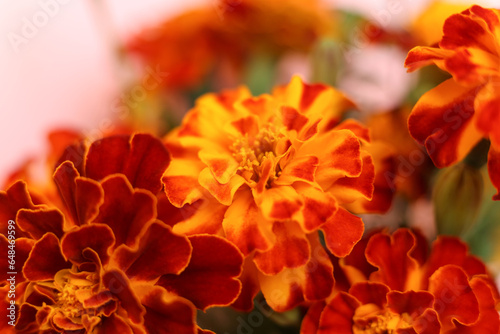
(0, 133, 243, 333)
(405, 5, 500, 200)
(301, 229, 500, 334)
(163, 76, 393, 311)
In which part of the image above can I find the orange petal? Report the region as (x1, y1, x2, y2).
(301, 302, 326, 334)
(257, 185, 303, 221)
(93, 175, 156, 249)
(408, 78, 483, 167)
(318, 292, 360, 334)
(222, 191, 275, 255)
(61, 224, 115, 265)
(198, 149, 239, 184)
(387, 290, 434, 316)
(365, 229, 420, 291)
(0, 181, 39, 233)
(230, 257, 260, 312)
(298, 129, 363, 188)
(0, 236, 34, 283)
(172, 198, 226, 236)
(110, 221, 192, 282)
(293, 183, 338, 232)
(198, 168, 245, 205)
(53, 161, 104, 226)
(162, 158, 206, 207)
(488, 146, 500, 200)
(275, 155, 319, 186)
(98, 313, 135, 334)
(320, 207, 364, 258)
(253, 221, 310, 275)
(281, 106, 309, 133)
(23, 233, 69, 281)
(428, 265, 479, 328)
(405, 46, 452, 73)
(349, 282, 389, 309)
(158, 235, 243, 311)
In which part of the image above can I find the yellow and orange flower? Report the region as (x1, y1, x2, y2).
(0, 133, 243, 333)
(301, 228, 500, 334)
(405, 5, 500, 200)
(163, 76, 394, 311)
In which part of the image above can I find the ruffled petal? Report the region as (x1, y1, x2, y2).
(408, 78, 483, 168)
(230, 257, 260, 312)
(317, 292, 360, 334)
(387, 290, 434, 316)
(61, 224, 115, 266)
(93, 175, 156, 249)
(365, 229, 420, 291)
(253, 221, 310, 275)
(136, 285, 196, 334)
(257, 185, 303, 221)
(110, 221, 192, 281)
(320, 207, 364, 258)
(300, 302, 326, 334)
(162, 156, 206, 207)
(23, 233, 69, 281)
(275, 155, 319, 186)
(198, 149, 239, 184)
(198, 168, 246, 205)
(53, 161, 104, 226)
(293, 183, 338, 232)
(0, 181, 39, 229)
(172, 199, 226, 236)
(86, 133, 171, 193)
(222, 191, 275, 255)
(428, 265, 479, 328)
(17, 208, 65, 240)
(349, 282, 389, 309)
(158, 235, 243, 310)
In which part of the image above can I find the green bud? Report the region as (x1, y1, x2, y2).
(311, 38, 343, 87)
(433, 163, 484, 237)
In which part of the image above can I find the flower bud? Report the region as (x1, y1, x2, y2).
(433, 163, 484, 236)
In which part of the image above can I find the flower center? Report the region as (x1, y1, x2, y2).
(353, 304, 413, 334)
(231, 125, 281, 182)
(54, 269, 102, 320)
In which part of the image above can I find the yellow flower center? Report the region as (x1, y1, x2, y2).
(231, 124, 282, 182)
(53, 269, 102, 320)
(353, 304, 413, 334)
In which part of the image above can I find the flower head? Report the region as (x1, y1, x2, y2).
(405, 5, 500, 200)
(302, 228, 500, 334)
(163, 76, 394, 311)
(1, 133, 243, 333)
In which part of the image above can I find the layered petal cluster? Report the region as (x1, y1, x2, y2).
(0, 133, 243, 334)
(164, 76, 394, 311)
(405, 5, 500, 199)
(302, 229, 500, 334)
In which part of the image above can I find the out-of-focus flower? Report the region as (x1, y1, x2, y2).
(163, 76, 395, 311)
(405, 5, 500, 200)
(0, 133, 243, 333)
(301, 228, 500, 334)
(127, 0, 331, 92)
(411, 1, 470, 46)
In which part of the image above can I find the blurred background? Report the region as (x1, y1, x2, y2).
(0, 0, 498, 184)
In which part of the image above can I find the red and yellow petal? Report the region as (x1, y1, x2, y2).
(408, 78, 483, 168)
(110, 221, 192, 282)
(198, 168, 246, 205)
(158, 235, 243, 310)
(253, 221, 310, 275)
(93, 175, 156, 249)
(198, 149, 239, 184)
(365, 229, 420, 291)
(317, 292, 360, 334)
(257, 185, 303, 221)
(222, 191, 275, 255)
(162, 158, 206, 208)
(475, 81, 500, 148)
(172, 199, 226, 236)
(292, 183, 338, 232)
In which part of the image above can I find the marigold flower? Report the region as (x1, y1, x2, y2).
(405, 5, 500, 200)
(301, 229, 500, 334)
(163, 76, 394, 311)
(0, 133, 243, 333)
